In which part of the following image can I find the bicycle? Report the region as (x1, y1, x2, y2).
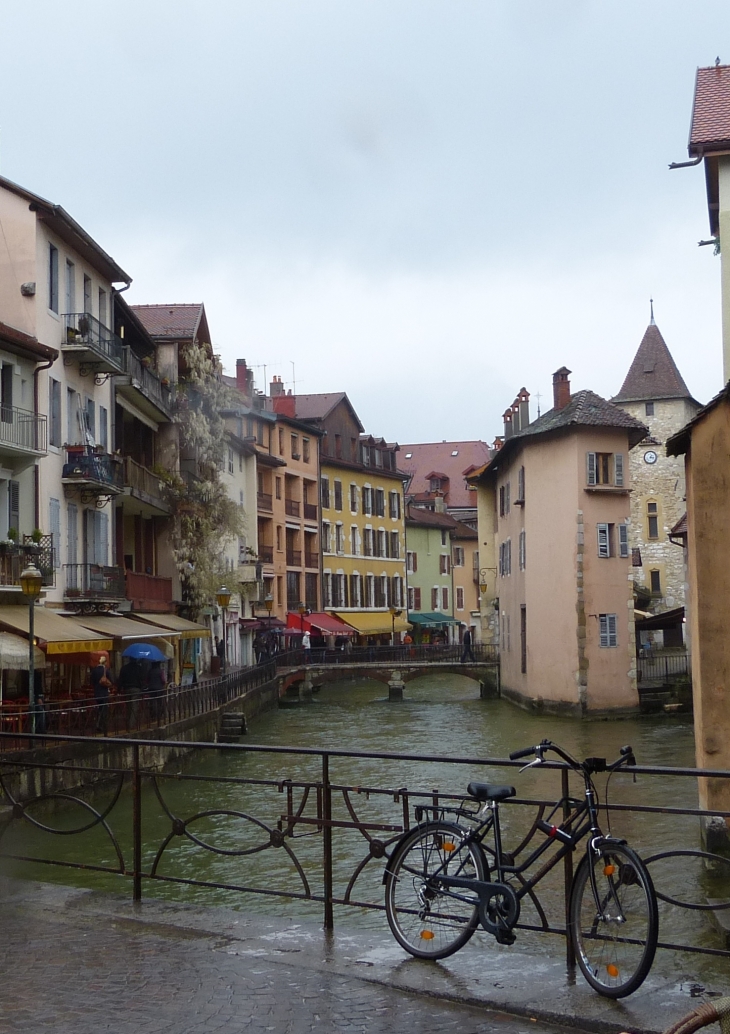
(383, 739, 659, 999)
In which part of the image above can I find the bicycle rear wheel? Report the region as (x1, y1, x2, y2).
(384, 821, 487, 960)
(569, 842, 658, 998)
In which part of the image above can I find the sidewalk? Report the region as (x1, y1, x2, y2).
(1, 880, 726, 1034)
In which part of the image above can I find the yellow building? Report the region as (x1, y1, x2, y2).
(294, 394, 409, 640)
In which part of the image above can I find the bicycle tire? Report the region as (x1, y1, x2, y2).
(384, 821, 488, 960)
(569, 842, 658, 998)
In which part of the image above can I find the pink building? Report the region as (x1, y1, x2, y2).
(471, 369, 648, 716)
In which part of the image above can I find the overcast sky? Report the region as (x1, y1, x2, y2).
(1, 1, 727, 442)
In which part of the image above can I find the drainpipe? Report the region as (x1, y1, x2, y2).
(33, 355, 56, 529)
(668, 153, 703, 170)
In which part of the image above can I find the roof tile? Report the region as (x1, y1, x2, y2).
(399, 441, 491, 509)
(131, 304, 204, 341)
(690, 64, 730, 154)
(612, 323, 693, 403)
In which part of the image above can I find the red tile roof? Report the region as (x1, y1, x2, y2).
(405, 504, 460, 529)
(131, 304, 206, 341)
(294, 392, 363, 429)
(399, 441, 491, 510)
(612, 323, 694, 403)
(690, 64, 730, 154)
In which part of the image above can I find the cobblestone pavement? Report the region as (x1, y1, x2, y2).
(0, 897, 580, 1034)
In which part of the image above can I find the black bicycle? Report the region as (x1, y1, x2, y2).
(383, 739, 659, 998)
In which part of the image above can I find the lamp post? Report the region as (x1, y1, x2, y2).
(264, 593, 274, 630)
(298, 602, 308, 634)
(216, 585, 231, 672)
(20, 563, 43, 735)
(389, 606, 402, 647)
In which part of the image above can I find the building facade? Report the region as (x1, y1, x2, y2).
(471, 370, 647, 715)
(405, 504, 458, 641)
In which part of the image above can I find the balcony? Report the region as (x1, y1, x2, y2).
(304, 551, 319, 569)
(286, 549, 302, 567)
(0, 406, 47, 458)
(0, 544, 55, 589)
(117, 351, 174, 421)
(62, 313, 126, 374)
(64, 563, 125, 603)
(259, 547, 274, 564)
(62, 446, 124, 501)
(257, 492, 273, 512)
(122, 457, 171, 516)
(125, 570, 173, 612)
(285, 499, 300, 517)
(303, 502, 317, 521)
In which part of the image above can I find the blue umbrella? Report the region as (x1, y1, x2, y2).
(122, 642, 167, 661)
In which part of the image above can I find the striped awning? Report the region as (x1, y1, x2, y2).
(0, 607, 113, 655)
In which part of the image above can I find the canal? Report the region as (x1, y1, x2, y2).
(3, 672, 728, 979)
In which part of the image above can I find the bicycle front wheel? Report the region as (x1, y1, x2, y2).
(384, 821, 487, 960)
(569, 842, 658, 998)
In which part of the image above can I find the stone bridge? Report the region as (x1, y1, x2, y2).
(279, 661, 500, 702)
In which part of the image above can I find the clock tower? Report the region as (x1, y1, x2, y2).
(612, 320, 702, 624)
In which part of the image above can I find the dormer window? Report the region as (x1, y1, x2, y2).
(430, 478, 441, 493)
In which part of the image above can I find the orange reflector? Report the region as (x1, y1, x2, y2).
(606, 964, 619, 978)
(420, 930, 435, 940)
(603, 865, 616, 876)
(442, 843, 456, 852)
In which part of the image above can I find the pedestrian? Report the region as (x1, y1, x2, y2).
(117, 657, 143, 728)
(90, 654, 113, 734)
(147, 661, 166, 724)
(216, 634, 226, 673)
(461, 625, 476, 663)
(302, 629, 311, 662)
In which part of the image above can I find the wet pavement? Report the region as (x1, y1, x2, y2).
(0, 879, 725, 1034)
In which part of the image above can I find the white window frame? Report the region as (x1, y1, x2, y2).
(599, 613, 618, 648)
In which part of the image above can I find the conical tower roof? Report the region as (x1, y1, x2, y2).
(612, 323, 693, 404)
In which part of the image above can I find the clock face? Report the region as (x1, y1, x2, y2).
(644, 451, 658, 465)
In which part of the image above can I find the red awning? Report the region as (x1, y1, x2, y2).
(286, 612, 356, 636)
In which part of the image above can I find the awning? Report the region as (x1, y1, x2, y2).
(0, 606, 113, 654)
(408, 612, 459, 627)
(74, 615, 182, 641)
(0, 631, 44, 670)
(334, 612, 411, 636)
(635, 607, 685, 631)
(240, 618, 287, 631)
(130, 614, 211, 640)
(286, 612, 356, 637)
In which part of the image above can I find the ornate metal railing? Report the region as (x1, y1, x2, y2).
(62, 312, 125, 370)
(0, 731, 729, 973)
(62, 446, 124, 490)
(64, 563, 125, 599)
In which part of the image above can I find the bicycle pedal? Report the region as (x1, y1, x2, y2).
(494, 929, 516, 946)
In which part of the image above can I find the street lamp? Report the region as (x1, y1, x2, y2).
(216, 585, 231, 672)
(389, 606, 402, 646)
(297, 602, 309, 634)
(264, 593, 274, 630)
(20, 563, 43, 735)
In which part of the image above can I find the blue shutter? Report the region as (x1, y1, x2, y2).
(619, 524, 629, 558)
(49, 498, 61, 569)
(614, 453, 624, 487)
(587, 452, 597, 486)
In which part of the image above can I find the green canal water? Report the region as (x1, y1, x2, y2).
(3, 673, 728, 978)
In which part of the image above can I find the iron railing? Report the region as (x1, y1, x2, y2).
(257, 492, 272, 512)
(303, 502, 317, 521)
(0, 723, 728, 973)
(64, 563, 125, 599)
(286, 550, 302, 567)
(259, 547, 274, 564)
(124, 352, 174, 416)
(0, 545, 55, 587)
(0, 406, 47, 454)
(285, 499, 300, 517)
(637, 650, 690, 683)
(62, 446, 124, 491)
(304, 552, 319, 569)
(62, 313, 126, 370)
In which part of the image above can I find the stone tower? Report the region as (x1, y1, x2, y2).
(612, 322, 701, 618)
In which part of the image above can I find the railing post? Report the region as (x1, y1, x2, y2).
(562, 765, 575, 970)
(132, 743, 142, 902)
(322, 752, 334, 930)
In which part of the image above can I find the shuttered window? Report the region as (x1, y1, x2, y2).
(49, 497, 61, 569)
(619, 524, 629, 558)
(597, 523, 611, 558)
(413, 587, 421, 611)
(599, 613, 618, 648)
(67, 503, 78, 564)
(8, 480, 19, 535)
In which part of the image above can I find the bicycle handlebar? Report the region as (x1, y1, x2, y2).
(509, 739, 635, 772)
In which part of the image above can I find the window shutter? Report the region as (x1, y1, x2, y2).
(49, 497, 61, 569)
(619, 524, 629, 558)
(597, 523, 610, 558)
(587, 452, 597, 486)
(517, 465, 525, 501)
(442, 587, 449, 611)
(67, 503, 78, 565)
(614, 453, 624, 487)
(414, 587, 421, 610)
(8, 480, 19, 533)
(100, 511, 109, 565)
(599, 614, 608, 647)
(413, 551, 417, 572)
(608, 613, 617, 646)
(431, 587, 438, 610)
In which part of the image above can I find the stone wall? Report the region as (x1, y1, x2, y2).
(616, 398, 698, 621)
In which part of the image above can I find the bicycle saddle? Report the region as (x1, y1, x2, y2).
(467, 782, 516, 802)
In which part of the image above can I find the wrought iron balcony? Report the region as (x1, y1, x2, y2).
(285, 499, 300, 517)
(0, 406, 48, 456)
(0, 543, 55, 587)
(303, 502, 317, 521)
(64, 563, 125, 600)
(118, 351, 174, 420)
(62, 446, 124, 498)
(62, 313, 126, 374)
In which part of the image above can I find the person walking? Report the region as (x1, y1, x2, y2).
(302, 629, 311, 663)
(460, 625, 476, 663)
(216, 633, 226, 673)
(147, 661, 166, 725)
(117, 657, 143, 728)
(90, 654, 113, 734)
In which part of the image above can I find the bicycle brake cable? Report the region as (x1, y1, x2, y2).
(604, 768, 614, 836)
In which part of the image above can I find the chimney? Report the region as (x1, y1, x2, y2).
(552, 367, 572, 411)
(236, 358, 249, 394)
(493, 436, 504, 451)
(273, 394, 296, 419)
(517, 388, 530, 429)
(433, 496, 446, 513)
(503, 409, 514, 439)
(269, 374, 285, 398)
(511, 399, 521, 433)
